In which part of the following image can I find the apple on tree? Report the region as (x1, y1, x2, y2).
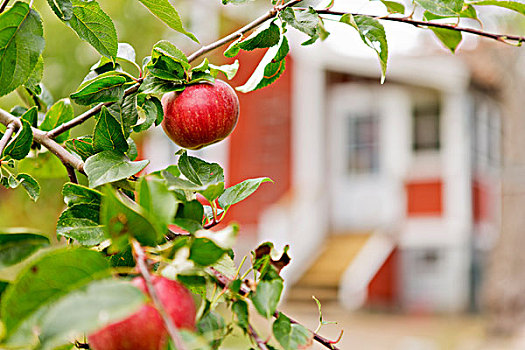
(161, 79, 240, 150)
(88, 276, 196, 350)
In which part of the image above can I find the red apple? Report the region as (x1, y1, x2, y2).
(88, 276, 196, 350)
(161, 79, 240, 150)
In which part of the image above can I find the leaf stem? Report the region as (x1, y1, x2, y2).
(0, 123, 17, 158)
(132, 240, 188, 350)
(310, 9, 525, 44)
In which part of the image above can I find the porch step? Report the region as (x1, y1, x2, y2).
(286, 233, 372, 304)
(296, 233, 371, 288)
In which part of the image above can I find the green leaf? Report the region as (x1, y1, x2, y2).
(101, 186, 162, 247)
(23, 58, 44, 104)
(84, 150, 149, 188)
(56, 203, 105, 246)
(422, 11, 464, 52)
(467, 0, 525, 15)
(251, 279, 283, 318)
(93, 107, 129, 153)
(40, 99, 74, 143)
(218, 177, 272, 210)
(430, 27, 463, 52)
(195, 224, 238, 251)
(227, 21, 281, 58)
(20, 106, 37, 127)
(375, 0, 406, 13)
(137, 75, 186, 96)
(38, 279, 146, 350)
(3, 119, 33, 160)
(236, 34, 289, 93)
(47, 0, 73, 20)
(133, 95, 164, 132)
(136, 0, 198, 42)
(178, 151, 224, 186)
(1, 247, 110, 338)
(0, 230, 49, 270)
(138, 177, 178, 236)
(67, 0, 118, 59)
(107, 92, 139, 136)
(189, 238, 226, 266)
(272, 313, 310, 350)
(340, 14, 389, 83)
(62, 182, 102, 207)
(232, 299, 249, 331)
(17, 151, 69, 179)
(173, 199, 204, 233)
(65, 136, 95, 161)
(147, 40, 191, 81)
(197, 311, 227, 348)
(0, 2, 45, 97)
(281, 7, 328, 45)
(415, 0, 464, 15)
(16, 173, 40, 201)
(70, 75, 128, 106)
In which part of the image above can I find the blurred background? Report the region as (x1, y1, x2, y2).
(1, 0, 525, 349)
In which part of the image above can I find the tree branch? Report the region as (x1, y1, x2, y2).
(0, 0, 10, 14)
(311, 9, 525, 44)
(46, 83, 141, 139)
(0, 108, 85, 174)
(207, 267, 341, 350)
(132, 240, 188, 350)
(0, 123, 17, 158)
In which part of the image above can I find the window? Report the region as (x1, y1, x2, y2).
(412, 96, 441, 151)
(347, 115, 379, 173)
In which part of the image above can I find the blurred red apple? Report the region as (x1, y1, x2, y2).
(161, 79, 240, 150)
(88, 276, 195, 350)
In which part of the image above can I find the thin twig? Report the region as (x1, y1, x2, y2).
(187, 0, 303, 63)
(0, 0, 10, 13)
(207, 267, 341, 350)
(247, 323, 269, 350)
(132, 240, 188, 350)
(65, 164, 78, 184)
(0, 123, 17, 157)
(310, 9, 525, 44)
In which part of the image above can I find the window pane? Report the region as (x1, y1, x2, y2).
(347, 115, 379, 174)
(413, 97, 441, 151)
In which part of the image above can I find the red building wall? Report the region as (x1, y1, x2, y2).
(406, 179, 443, 217)
(225, 50, 293, 228)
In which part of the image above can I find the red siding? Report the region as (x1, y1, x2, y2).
(368, 248, 398, 307)
(226, 50, 293, 228)
(472, 179, 489, 222)
(406, 180, 443, 216)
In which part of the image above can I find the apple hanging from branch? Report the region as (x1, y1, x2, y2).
(161, 79, 240, 150)
(88, 276, 196, 350)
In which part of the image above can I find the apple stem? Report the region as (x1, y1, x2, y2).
(132, 240, 188, 350)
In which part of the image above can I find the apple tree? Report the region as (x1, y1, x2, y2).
(0, 0, 523, 349)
